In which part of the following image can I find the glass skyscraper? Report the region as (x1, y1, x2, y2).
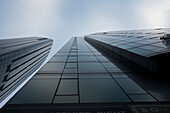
(85, 28, 170, 73)
(1, 29, 170, 113)
(0, 37, 53, 108)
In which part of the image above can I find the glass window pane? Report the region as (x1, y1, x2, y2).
(54, 96, 78, 103)
(106, 68, 121, 73)
(79, 79, 130, 102)
(67, 57, 77, 62)
(111, 73, 129, 79)
(79, 73, 112, 79)
(69, 53, 77, 55)
(128, 48, 151, 56)
(57, 79, 77, 95)
(78, 63, 107, 73)
(116, 79, 147, 94)
(78, 52, 93, 56)
(93, 52, 102, 56)
(39, 63, 65, 73)
(102, 62, 117, 69)
(49, 57, 67, 62)
(65, 63, 77, 69)
(62, 74, 78, 78)
(8, 79, 59, 104)
(129, 94, 156, 102)
(151, 42, 168, 48)
(55, 52, 69, 56)
(63, 69, 77, 73)
(78, 56, 98, 61)
(68, 57, 77, 60)
(96, 56, 109, 61)
(34, 73, 61, 79)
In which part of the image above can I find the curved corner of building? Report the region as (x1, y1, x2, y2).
(0, 37, 53, 109)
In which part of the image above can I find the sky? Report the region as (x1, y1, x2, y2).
(0, 0, 170, 62)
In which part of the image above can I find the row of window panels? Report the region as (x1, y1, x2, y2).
(7, 49, 50, 79)
(93, 29, 166, 35)
(0, 56, 47, 101)
(5, 40, 52, 61)
(106, 43, 170, 56)
(88, 37, 158, 45)
(110, 39, 161, 47)
(1, 49, 50, 88)
(38, 62, 122, 73)
(100, 33, 163, 39)
(90, 36, 168, 50)
(8, 73, 156, 104)
(34, 73, 133, 79)
(36, 59, 150, 101)
(111, 41, 169, 54)
(85, 38, 158, 72)
(0, 54, 48, 99)
(54, 51, 102, 56)
(59, 46, 95, 51)
(99, 34, 162, 41)
(86, 36, 170, 57)
(56, 50, 103, 53)
(77, 38, 97, 51)
(59, 39, 96, 50)
(0, 37, 46, 45)
(97, 29, 165, 33)
(50, 56, 109, 62)
(11, 45, 51, 70)
(59, 38, 86, 49)
(0, 39, 41, 49)
(111, 41, 170, 57)
(0, 63, 10, 82)
(0, 39, 45, 49)
(87, 34, 169, 48)
(84, 34, 154, 43)
(1, 40, 51, 61)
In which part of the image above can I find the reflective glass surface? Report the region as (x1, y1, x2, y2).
(54, 96, 78, 103)
(129, 94, 157, 102)
(57, 79, 77, 95)
(62, 74, 78, 78)
(49, 56, 67, 62)
(79, 78, 131, 102)
(8, 35, 170, 107)
(79, 73, 112, 79)
(115, 78, 147, 94)
(78, 56, 98, 61)
(39, 63, 65, 73)
(9, 78, 59, 104)
(86, 28, 170, 57)
(78, 63, 107, 73)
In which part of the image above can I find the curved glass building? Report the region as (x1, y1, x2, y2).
(0, 37, 53, 108)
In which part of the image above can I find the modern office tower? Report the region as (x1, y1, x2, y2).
(0, 37, 53, 108)
(1, 29, 170, 113)
(85, 28, 170, 73)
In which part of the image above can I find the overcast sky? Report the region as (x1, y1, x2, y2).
(0, 0, 170, 61)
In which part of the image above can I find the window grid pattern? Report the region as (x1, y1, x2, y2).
(85, 28, 170, 57)
(8, 37, 158, 104)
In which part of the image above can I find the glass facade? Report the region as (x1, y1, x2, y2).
(85, 28, 170, 72)
(1, 29, 170, 113)
(7, 37, 159, 105)
(0, 37, 53, 108)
